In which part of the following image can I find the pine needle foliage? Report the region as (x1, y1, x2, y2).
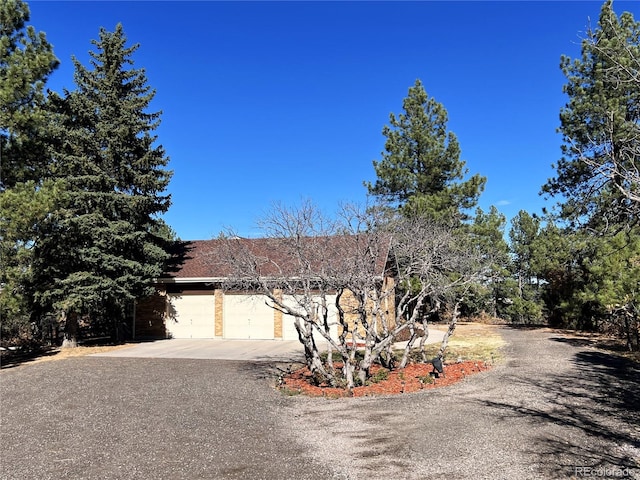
(366, 79, 486, 221)
(33, 24, 173, 344)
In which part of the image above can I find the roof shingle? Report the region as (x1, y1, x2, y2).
(163, 235, 391, 280)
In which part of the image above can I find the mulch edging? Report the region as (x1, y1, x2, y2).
(280, 360, 491, 398)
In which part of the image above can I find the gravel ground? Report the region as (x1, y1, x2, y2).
(0, 358, 331, 480)
(1, 327, 639, 480)
(285, 327, 640, 480)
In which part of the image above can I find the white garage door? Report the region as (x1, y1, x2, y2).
(283, 294, 338, 343)
(223, 294, 275, 339)
(166, 294, 215, 339)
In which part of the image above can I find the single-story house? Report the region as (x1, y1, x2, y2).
(133, 236, 395, 341)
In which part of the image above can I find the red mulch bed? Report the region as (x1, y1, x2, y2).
(280, 360, 491, 398)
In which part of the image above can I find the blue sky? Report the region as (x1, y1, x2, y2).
(28, 1, 640, 240)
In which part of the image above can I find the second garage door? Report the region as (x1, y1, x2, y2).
(166, 294, 215, 339)
(282, 294, 338, 342)
(223, 294, 275, 339)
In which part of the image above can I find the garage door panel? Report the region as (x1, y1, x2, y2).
(167, 294, 215, 339)
(224, 294, 274, 339)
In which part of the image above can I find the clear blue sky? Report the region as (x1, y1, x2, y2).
(28, 1, 640, 240)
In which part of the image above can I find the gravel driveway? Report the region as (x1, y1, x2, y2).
(1, 327, 638, 479)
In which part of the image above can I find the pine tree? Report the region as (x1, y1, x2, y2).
(33, 24, 173, 346)
(540, 0, 640, 347)
(366, 79, 486, 220)
(0, 0, 58, 187)
(467, 206, 511, 318)
(543, 0, 640, 228)
(0, 0, 58, 340)
(509, 210, 540, 296)
(583, 229, 640, 350)
(507, 210, 544, 323)
(528, 221, 594, 330)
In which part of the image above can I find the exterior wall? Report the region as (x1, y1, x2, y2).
(338, 289, 359, 336)
(214, 289, 224, 337)
(134, 290, 168, 339)
(137, 276, 397, 341)
(273, 289, 283, 339)
(336, 280, 397, 341)
(383, 276, 397, 329)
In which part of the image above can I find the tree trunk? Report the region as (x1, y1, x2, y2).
(62, 311, 79, 348)
(343, 360, 355, 390)
(358, 344, 373, 385)
(437, 301, 461, 360)
(417, 317, 431, 363)
(399, 328, 417, 369)
(298, 320, 337, 386)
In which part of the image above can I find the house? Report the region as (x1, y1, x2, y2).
(133, 236, 395, 341)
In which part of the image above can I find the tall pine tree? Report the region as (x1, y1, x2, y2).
(0, 0, 59, 339)
(33, 24, 172, 346)
(543, 0, 640, 228)
(0, 0, 58, 187)
(541, 1, 640, 347)
(366, 79, 486, 220)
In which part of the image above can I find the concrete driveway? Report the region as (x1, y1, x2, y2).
(93, 338, 305, 362)
(93, 329, 447, 362)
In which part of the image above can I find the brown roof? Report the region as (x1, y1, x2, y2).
(163, 235, 391, 280)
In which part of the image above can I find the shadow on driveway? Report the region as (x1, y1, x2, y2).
(475, 334, 640, 478)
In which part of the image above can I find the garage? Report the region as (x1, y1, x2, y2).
(138, 238, 395, 343)
(282, 294, 338, 343)
(223, 294, 275, 339)
(166, 294, 216, 339)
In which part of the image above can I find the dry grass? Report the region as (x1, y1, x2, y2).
(412, 322, 506, 364)
(43, 344, 133, 360)
(548, 328, 640, 364)
(1, 344, 133, 369)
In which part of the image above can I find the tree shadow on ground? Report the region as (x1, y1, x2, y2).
(504, 323, 549, 329)
(551, 335, 636, 355)
(477, 347, 640, 478)
(0, 347, 60, 369)
(232, 358, 307, 394)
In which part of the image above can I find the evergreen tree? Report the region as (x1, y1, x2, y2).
(366, 79, 486, 220)
(540, 1, 640, 348)
(0, 0, 58, 187)
(0, 0, 58, 340)
(531, 220, 639, 346)
(509, 210, 540, 297)
(582, 229, 639, 350)
(543, 0, 640, 228)
(529, 221, 591, 329)
(508, 210, 544, 323)
(465, 206, 511, 318)
(33, 24, 172, 346)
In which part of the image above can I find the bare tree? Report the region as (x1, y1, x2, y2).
(220, 201, 491, 390)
